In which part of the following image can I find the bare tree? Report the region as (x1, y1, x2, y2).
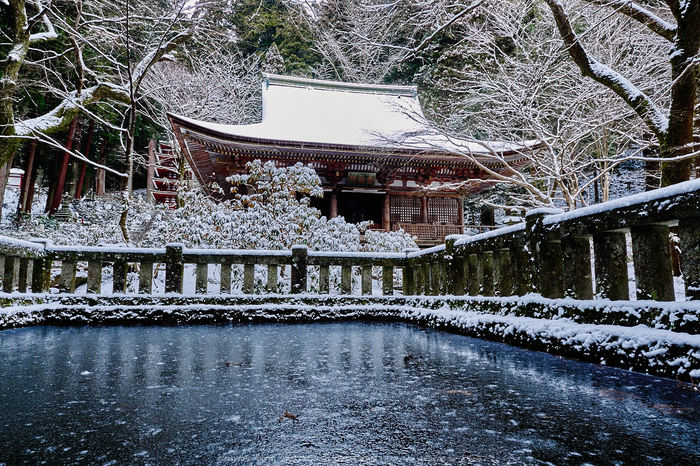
(542, 0, 700, 186)
(412, 0, 670, 209)
(0, 0, 202, 211)
(140, 49, 263, 133)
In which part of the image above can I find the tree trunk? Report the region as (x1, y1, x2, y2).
(661, 25, 699, 186)
(25, 151, 39, 214)
(75, 120, 95, 199)
(48, 116, 80, 215)
(0, 156, 15, 216)
(17, 139, 37, 214)
(96, 138, 107, 197)
(146, 139, 156, 203)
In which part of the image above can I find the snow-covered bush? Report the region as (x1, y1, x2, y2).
(1, 162, 416, 265)
(143, 160, 417, 252)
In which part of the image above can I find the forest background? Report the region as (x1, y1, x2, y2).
(0, 0, 698, 249)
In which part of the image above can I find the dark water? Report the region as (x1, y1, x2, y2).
(0, 323, 698, 465)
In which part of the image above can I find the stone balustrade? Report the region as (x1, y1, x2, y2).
(1, 179, 699, 302)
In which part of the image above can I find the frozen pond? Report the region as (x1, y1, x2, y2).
(0, 322, 699, 465)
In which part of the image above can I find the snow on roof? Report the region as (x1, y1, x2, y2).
(173, 74, 534, 155)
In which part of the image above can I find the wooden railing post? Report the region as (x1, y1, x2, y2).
(593, 232, 629, 300)
(562, 237, 593, 299)
(631, 225, 675, 301)
(165, 243, 184, 294)
(679, 217, 700, 300)
(291, 245, 308, 294)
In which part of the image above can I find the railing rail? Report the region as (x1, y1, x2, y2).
(1, 179, 699, 302)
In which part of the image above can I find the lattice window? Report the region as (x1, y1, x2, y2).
(428, 197, 459, 224)
(390, 196, 421, 223)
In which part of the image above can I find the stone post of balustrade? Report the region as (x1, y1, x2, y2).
(562, 237, 593, 300)
(165, 243, 184, 294)
(679, 217, 700, 301)
(445, 238, 465, 296)
(593, 232, 629, 300)
(291, 245, 308, 294)
(631, 224, 675, 301)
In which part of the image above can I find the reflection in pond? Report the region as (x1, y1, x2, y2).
(0, 322, 698, 465)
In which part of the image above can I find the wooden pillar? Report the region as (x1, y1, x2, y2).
(75, 119, 94, 200)
(382, 193, 391, 231)
(49, 116, 80, 214)
(420, 196, 429, 223)
(457, 196, 465, 233)
(17, 139, 37, 214)
(330, 191, 338, 219)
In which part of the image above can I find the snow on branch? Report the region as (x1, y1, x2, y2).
(544, 0, 669, 138)
(27, 0, 58, 44)
(582, 0, 676, 41)
(15, 82, 130, 136)
(131, 30, 191, 91)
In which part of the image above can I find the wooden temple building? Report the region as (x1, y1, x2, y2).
(168, 74, 532, 246)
